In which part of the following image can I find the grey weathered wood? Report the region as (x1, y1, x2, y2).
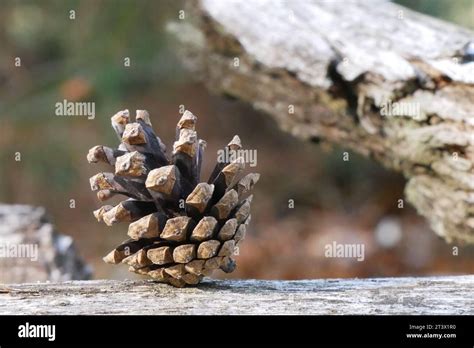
(0, 276, 472, 315)
(0, 204, 91, 283)
(168, 0, 474, 244)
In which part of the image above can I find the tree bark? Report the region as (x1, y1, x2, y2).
(169, 0, 474, 243)
(0, 276, 472, 314)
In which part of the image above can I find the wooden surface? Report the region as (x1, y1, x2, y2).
(0, 204, 91, 283)
(0, 275, 472, 315)
(169, 0, 474, 244)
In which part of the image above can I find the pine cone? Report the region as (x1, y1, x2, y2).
(87, 109, 259, 287)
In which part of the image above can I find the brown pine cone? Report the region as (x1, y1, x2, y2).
(87, 109, 259, 287)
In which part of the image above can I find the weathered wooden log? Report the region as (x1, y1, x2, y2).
(170, 0, 474, 244)
(0, 204, 92, 283)
(0, 276, 472, 314)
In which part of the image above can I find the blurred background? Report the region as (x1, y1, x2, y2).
(0, 0, 473, 282)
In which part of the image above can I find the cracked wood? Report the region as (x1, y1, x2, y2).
(169, 0, 474, 243)
(0, 276, 472, 315)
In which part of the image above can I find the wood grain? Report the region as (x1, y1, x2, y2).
(0, 276, 471, 314)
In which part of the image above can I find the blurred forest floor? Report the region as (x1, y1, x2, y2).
(0, 0, 473, 280)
